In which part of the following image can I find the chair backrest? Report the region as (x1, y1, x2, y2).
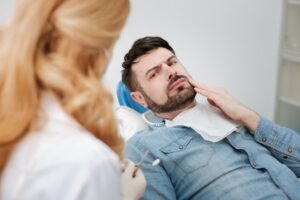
(116, 81, 148, 141)
(117, 81, 148, 113)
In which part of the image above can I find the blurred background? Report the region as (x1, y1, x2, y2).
(1, 0, 299, 131)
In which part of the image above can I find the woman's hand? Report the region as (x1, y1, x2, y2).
(188, 78, 260, 133)
(121, 159, 146, 200)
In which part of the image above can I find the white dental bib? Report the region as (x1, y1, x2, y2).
(165, 102, 241, 142)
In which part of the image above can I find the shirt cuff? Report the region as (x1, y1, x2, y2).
(254, 116, 299, 159)
(254, 116, 276, 145)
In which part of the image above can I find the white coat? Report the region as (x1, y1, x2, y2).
(0, 93, 121, 200)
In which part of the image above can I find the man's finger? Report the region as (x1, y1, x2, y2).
(189, 79, 221, 95)
(195, 88, 219, 102)
(188, 78, 208, 90)
(207, 98, 223, 110)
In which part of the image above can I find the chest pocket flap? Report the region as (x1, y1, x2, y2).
(160, 135, 214, 173)
(160, 135, 192, 153)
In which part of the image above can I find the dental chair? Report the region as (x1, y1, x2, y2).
(116, 81, 148, 141)
(116, 81, 300, 181)
(117, 81, 148, 114)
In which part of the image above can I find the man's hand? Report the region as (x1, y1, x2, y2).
(121, 159, 146, 200)
(188, 78, 260, 133)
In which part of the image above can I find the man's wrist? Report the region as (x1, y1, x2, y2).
(240, 108, 260, 133)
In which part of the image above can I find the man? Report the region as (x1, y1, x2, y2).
(121, 36, 300, 200)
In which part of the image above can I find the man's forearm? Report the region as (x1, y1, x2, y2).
(240, 107, 260, 133)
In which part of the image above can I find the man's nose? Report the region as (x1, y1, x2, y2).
(161, 63, 176, 81)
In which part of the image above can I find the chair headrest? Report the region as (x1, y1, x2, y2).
(116, 81, 149, 141)
(117, 81, 148, 113)
(115, 106, 148, 141)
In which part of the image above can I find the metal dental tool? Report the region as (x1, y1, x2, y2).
(132, 150, 149, 177)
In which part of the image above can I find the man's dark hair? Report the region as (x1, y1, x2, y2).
(121, 36, 175, 91)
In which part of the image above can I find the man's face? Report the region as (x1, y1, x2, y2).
(131, 47, 196, 113)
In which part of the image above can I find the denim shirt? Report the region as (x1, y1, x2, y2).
(125, 113, 300, 200)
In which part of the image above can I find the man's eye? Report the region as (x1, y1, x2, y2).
(169, 60, 177, 66)
(150, 72, 156, 79)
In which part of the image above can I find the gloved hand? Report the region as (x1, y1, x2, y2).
(121, 159, 146, 200)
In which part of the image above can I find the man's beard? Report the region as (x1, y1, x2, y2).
(140, 75, 196, 114)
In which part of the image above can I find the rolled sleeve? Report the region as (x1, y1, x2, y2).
(254, 116, 300, 161)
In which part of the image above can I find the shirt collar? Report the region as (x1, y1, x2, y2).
(142, 110, 165, 127)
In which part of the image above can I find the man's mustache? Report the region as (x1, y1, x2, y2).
(167, 75, 189, 91)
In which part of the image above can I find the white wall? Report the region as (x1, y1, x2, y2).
(0, 0, 283, 119)
(0, 0, 14, 25)
(105, 0, 283, 119)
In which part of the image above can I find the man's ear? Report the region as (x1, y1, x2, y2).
(131, 91, 148, 108)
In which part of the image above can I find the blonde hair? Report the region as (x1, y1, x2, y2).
(0, 0, 129, 174)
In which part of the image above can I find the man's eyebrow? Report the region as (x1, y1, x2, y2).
(145, 55, 176, 77)
(145, 66, 159, 77)
(167, 55, 176, 62)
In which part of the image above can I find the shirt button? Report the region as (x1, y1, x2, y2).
(288, 147, 293, 154)
(262, 137, 267, 142)
(179, 145, 184, 150)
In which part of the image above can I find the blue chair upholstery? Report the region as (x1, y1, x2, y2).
(117, 81, 148, 113)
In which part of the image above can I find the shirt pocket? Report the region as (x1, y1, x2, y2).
(159, 135, 214, 173)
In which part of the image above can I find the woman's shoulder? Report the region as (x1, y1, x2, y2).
(1, 129, 121, 200)
(11, 127, 120, 171)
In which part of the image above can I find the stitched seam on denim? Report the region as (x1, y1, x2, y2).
(271, 148, 300, 162)
(271, 141, 300, 160)
(176, 146, 215, 184)
(264, 124, 300, 159)
(159, 135, 192, 154)
(161, 147, 214, 176)
(259, 135, 300, 161)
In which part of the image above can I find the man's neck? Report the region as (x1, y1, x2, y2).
(154, 100, 197, 120)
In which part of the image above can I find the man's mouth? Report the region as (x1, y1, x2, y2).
(169, 77, 187, 91)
